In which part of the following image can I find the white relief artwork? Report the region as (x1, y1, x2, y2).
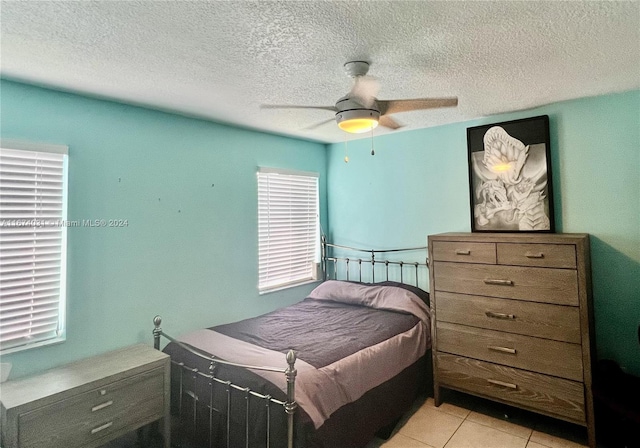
(471, 126, 550, 231)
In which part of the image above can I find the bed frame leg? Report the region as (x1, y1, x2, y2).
(285, 350, 297, 448)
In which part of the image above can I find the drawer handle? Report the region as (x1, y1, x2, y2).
(525, 252, 544, 259)
(455, 249, 471, 255)
(487, 379, 518, 389)
(92, 400, 113, 412)
(485, 311, 516, 320)
(483, 279, 513, 286)
(91, 421, 113, 434)
(488, 345, 517, 354)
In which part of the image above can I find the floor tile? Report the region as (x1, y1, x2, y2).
(443, 420, 528, 448)
(381, 433, 437, 448)
(529, 430, 588, 448)
(391, 394, 430, 433)
(532, 415, 589, 447)
(526, 442, 549, 448)
(425, 397, 472, 419)
(398, 405, 464, 448)
(466, 410, 533, 440)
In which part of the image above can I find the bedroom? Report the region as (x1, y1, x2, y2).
(0, 2, 638, 448)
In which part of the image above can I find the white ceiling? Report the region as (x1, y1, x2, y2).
(1, 1, 639, 143)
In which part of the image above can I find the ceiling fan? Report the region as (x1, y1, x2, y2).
(261, 61, 458, 134)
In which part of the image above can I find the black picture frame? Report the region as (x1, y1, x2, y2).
(466, 115, 554, 233)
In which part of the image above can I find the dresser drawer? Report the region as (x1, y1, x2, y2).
(432, 241, 496, 264)
(497, 243, 576, 269)
(435, 291, 581, 343)
(433, 261, 579, 305)
(19, 367, 165, 448)
(437, 322, 584, 381)
(437, 353, 586, 423)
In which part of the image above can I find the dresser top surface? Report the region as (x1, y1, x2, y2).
(429, 232, 588, 244)
(0, 344, 168, 409)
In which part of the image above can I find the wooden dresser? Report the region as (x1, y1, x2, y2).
(428, 233, 595, 448)
(0, 344, 170, 448)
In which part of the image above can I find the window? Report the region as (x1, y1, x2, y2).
(0, 141, 68, 354)
(257, 167, 319, 293)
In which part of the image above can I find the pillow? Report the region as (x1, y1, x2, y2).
(371, 281, 430, 306)
(309, 280, 431, 324)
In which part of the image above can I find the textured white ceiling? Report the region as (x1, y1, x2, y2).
(1, 1, 639, 143)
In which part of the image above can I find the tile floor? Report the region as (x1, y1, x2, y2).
(365, 390, 594, 448)
(108, 389, 601, 448)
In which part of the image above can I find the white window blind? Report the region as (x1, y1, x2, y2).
(0, 142, 68, 354)
(258, 168, 319, 293)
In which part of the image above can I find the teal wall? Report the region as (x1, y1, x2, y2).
(0, 80, 328, 379)
(327, 90, 640, 375)
(2, 79, 638, 379)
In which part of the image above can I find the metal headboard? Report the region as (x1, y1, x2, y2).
(321, 235, 429, 289)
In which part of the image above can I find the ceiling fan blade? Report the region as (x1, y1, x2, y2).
(378, 115, 403, 130)
(303, 118, 335, 131)
(261, 104, 337, 112)
(378, 97, 458, 115)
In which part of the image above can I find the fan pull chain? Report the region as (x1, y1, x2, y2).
(370, 126, 375, 156)
(344, 134, 349, 163)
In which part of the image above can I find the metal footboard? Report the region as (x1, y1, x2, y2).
(153, 316, 297, 448)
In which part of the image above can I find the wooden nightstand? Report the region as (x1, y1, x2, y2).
(0, 344, 170, 448)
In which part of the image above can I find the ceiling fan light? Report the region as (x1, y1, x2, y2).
(336, 109, 380, 134)
(338, 118, 379, 133)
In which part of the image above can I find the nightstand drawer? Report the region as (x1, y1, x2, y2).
(437, 353, 585, 423)
(433, 261, 579, 305)
(434, 291, 581, 343)
(437, 322, 584, 381)
(19, 368, 165, 448)
(432, 241, 496, 264)
(497, 243, 576, 268)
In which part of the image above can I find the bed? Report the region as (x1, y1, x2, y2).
(153, 241, 431, 448)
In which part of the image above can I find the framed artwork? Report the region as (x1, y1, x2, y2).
(466, 115, 554, 232)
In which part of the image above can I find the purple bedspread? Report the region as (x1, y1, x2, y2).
(213, 297, 419, 368)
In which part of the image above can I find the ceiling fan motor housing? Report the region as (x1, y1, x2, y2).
(336, 108, 380, 123)
(335, 95, 380, 133)
(335, 96, 380, 114)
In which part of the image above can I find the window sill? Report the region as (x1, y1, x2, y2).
(259, 278, 321, 295)
(0, 334, 66, 356)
